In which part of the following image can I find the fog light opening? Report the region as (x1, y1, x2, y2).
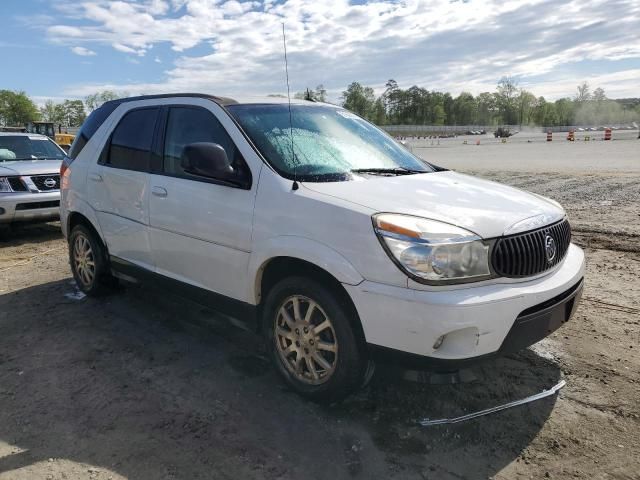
(433, 335, 445, 350)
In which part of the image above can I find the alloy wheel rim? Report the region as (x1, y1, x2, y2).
(73, 234, 95, 287)
(274, 295, 338, 385)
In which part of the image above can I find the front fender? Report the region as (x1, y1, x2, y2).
(248, 235, 364, 304)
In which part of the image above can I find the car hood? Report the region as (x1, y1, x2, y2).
(303, 171, 565, 239)
(0, 159, 62, 176)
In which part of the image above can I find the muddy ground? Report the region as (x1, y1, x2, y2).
(0, 141, 639, 479)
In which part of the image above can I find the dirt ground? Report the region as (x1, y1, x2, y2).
(0, 139, 639, 479)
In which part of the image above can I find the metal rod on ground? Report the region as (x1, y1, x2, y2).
(418, 379, 566, 426)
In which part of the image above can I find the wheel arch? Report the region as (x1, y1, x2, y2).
(64, 195, 104, 239)
(256, 256, 367, 346)
(67, 210, 106, 252)
(249, 236, 363, 302)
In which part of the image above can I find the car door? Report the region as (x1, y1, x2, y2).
(148, 104, 257, 302)
(88, 106, 159, 270)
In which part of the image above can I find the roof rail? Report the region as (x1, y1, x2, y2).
(102, 93, 238, 108)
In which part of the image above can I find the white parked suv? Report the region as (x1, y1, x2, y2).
(60, 94, 585, 401)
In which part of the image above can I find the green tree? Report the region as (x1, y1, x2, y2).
(476, 92, 498, 125)
(443, 93, 454, 125)
(433, 104, 446, 125)
(592, 87, 606, 102)
(341, 82, 375, 120)
(453, 92, 477, 125)
(576, 82, 591, 102)
(517, 90, 537, 125)
(382, 79, 401, 123)
(293, 85, 328, 103)
(533, 97, 558, 126)
(314, 85, 327, 102)
(0, 90, 40, 126)
(372, 97, 387, 125)
(40, 100, 66, 124)
(554, 98, 574, 126)
(85, 90, 122, 112)
(40, 99, 86, 126)
(62, 100, 86, 126)
(496, 77, 519, 124)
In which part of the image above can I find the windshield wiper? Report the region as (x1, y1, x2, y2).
(350, 167, 426, 176)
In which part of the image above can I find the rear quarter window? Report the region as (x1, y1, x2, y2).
(68, 102, 120, 160)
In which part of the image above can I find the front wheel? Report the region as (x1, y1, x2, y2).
(263, 277, 367, 402)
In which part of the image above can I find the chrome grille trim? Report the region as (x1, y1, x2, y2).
(492, 219, 571, 277)
(30, 174, 60, 191)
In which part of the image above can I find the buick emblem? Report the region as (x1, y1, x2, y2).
(43, 178, 57, 188)
(545, 235, 557, 263)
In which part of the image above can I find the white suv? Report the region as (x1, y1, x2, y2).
(60, 94, 585, 401)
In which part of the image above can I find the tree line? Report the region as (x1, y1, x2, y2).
(335, 79, 640, 127)
(0, 90, 123, 128)
(2, 82, 639, 129)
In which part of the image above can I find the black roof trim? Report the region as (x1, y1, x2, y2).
(101, 93, 238, 108)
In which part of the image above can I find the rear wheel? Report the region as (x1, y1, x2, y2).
(68, 224, 115, 295)
(263, 276, 367, 402)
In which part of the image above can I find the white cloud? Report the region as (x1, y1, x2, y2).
(46, 0, 640, 99)
(147, 0, 170, 16)
(113, 42, 147, 56)
(525, 69, 640, 99)
(70, 46, 97, 56)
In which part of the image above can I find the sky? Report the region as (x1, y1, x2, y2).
(1, 0, 639, 105)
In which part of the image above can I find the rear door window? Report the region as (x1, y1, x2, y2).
(107, 108, 159, 172)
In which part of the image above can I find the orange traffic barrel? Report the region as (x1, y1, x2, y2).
(547, 130, 552, 141)
(567, 130, 575, 141)
(604, 128, 612, 140)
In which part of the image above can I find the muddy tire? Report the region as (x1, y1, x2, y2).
(263, 276, 367, 403)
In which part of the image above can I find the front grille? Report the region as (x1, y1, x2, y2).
(15, 200, 60, 211)
(492, 219, 571, 277)
(7, 177, 27, 192)
(30, 174, 60, 191)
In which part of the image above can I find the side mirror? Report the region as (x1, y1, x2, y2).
(181, 142, 234, 181)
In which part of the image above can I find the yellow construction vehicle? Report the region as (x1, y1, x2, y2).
(25, 122, 75, 152)
(54, 132, 75, 152)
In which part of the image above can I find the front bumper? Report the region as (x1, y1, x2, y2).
(0, 191, 60, 224)
(344, 243, 585, 365)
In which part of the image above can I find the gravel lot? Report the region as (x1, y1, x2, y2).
(0, 136, 639, 479)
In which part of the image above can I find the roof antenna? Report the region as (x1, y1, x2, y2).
(282, 22, 298, 191)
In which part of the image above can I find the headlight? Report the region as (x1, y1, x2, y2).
(373, 213, 492, 284)
(0, 177, 13, 193)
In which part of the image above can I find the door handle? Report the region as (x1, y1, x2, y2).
(152, 186, 168, 198)
(88, 173, 103, 182)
